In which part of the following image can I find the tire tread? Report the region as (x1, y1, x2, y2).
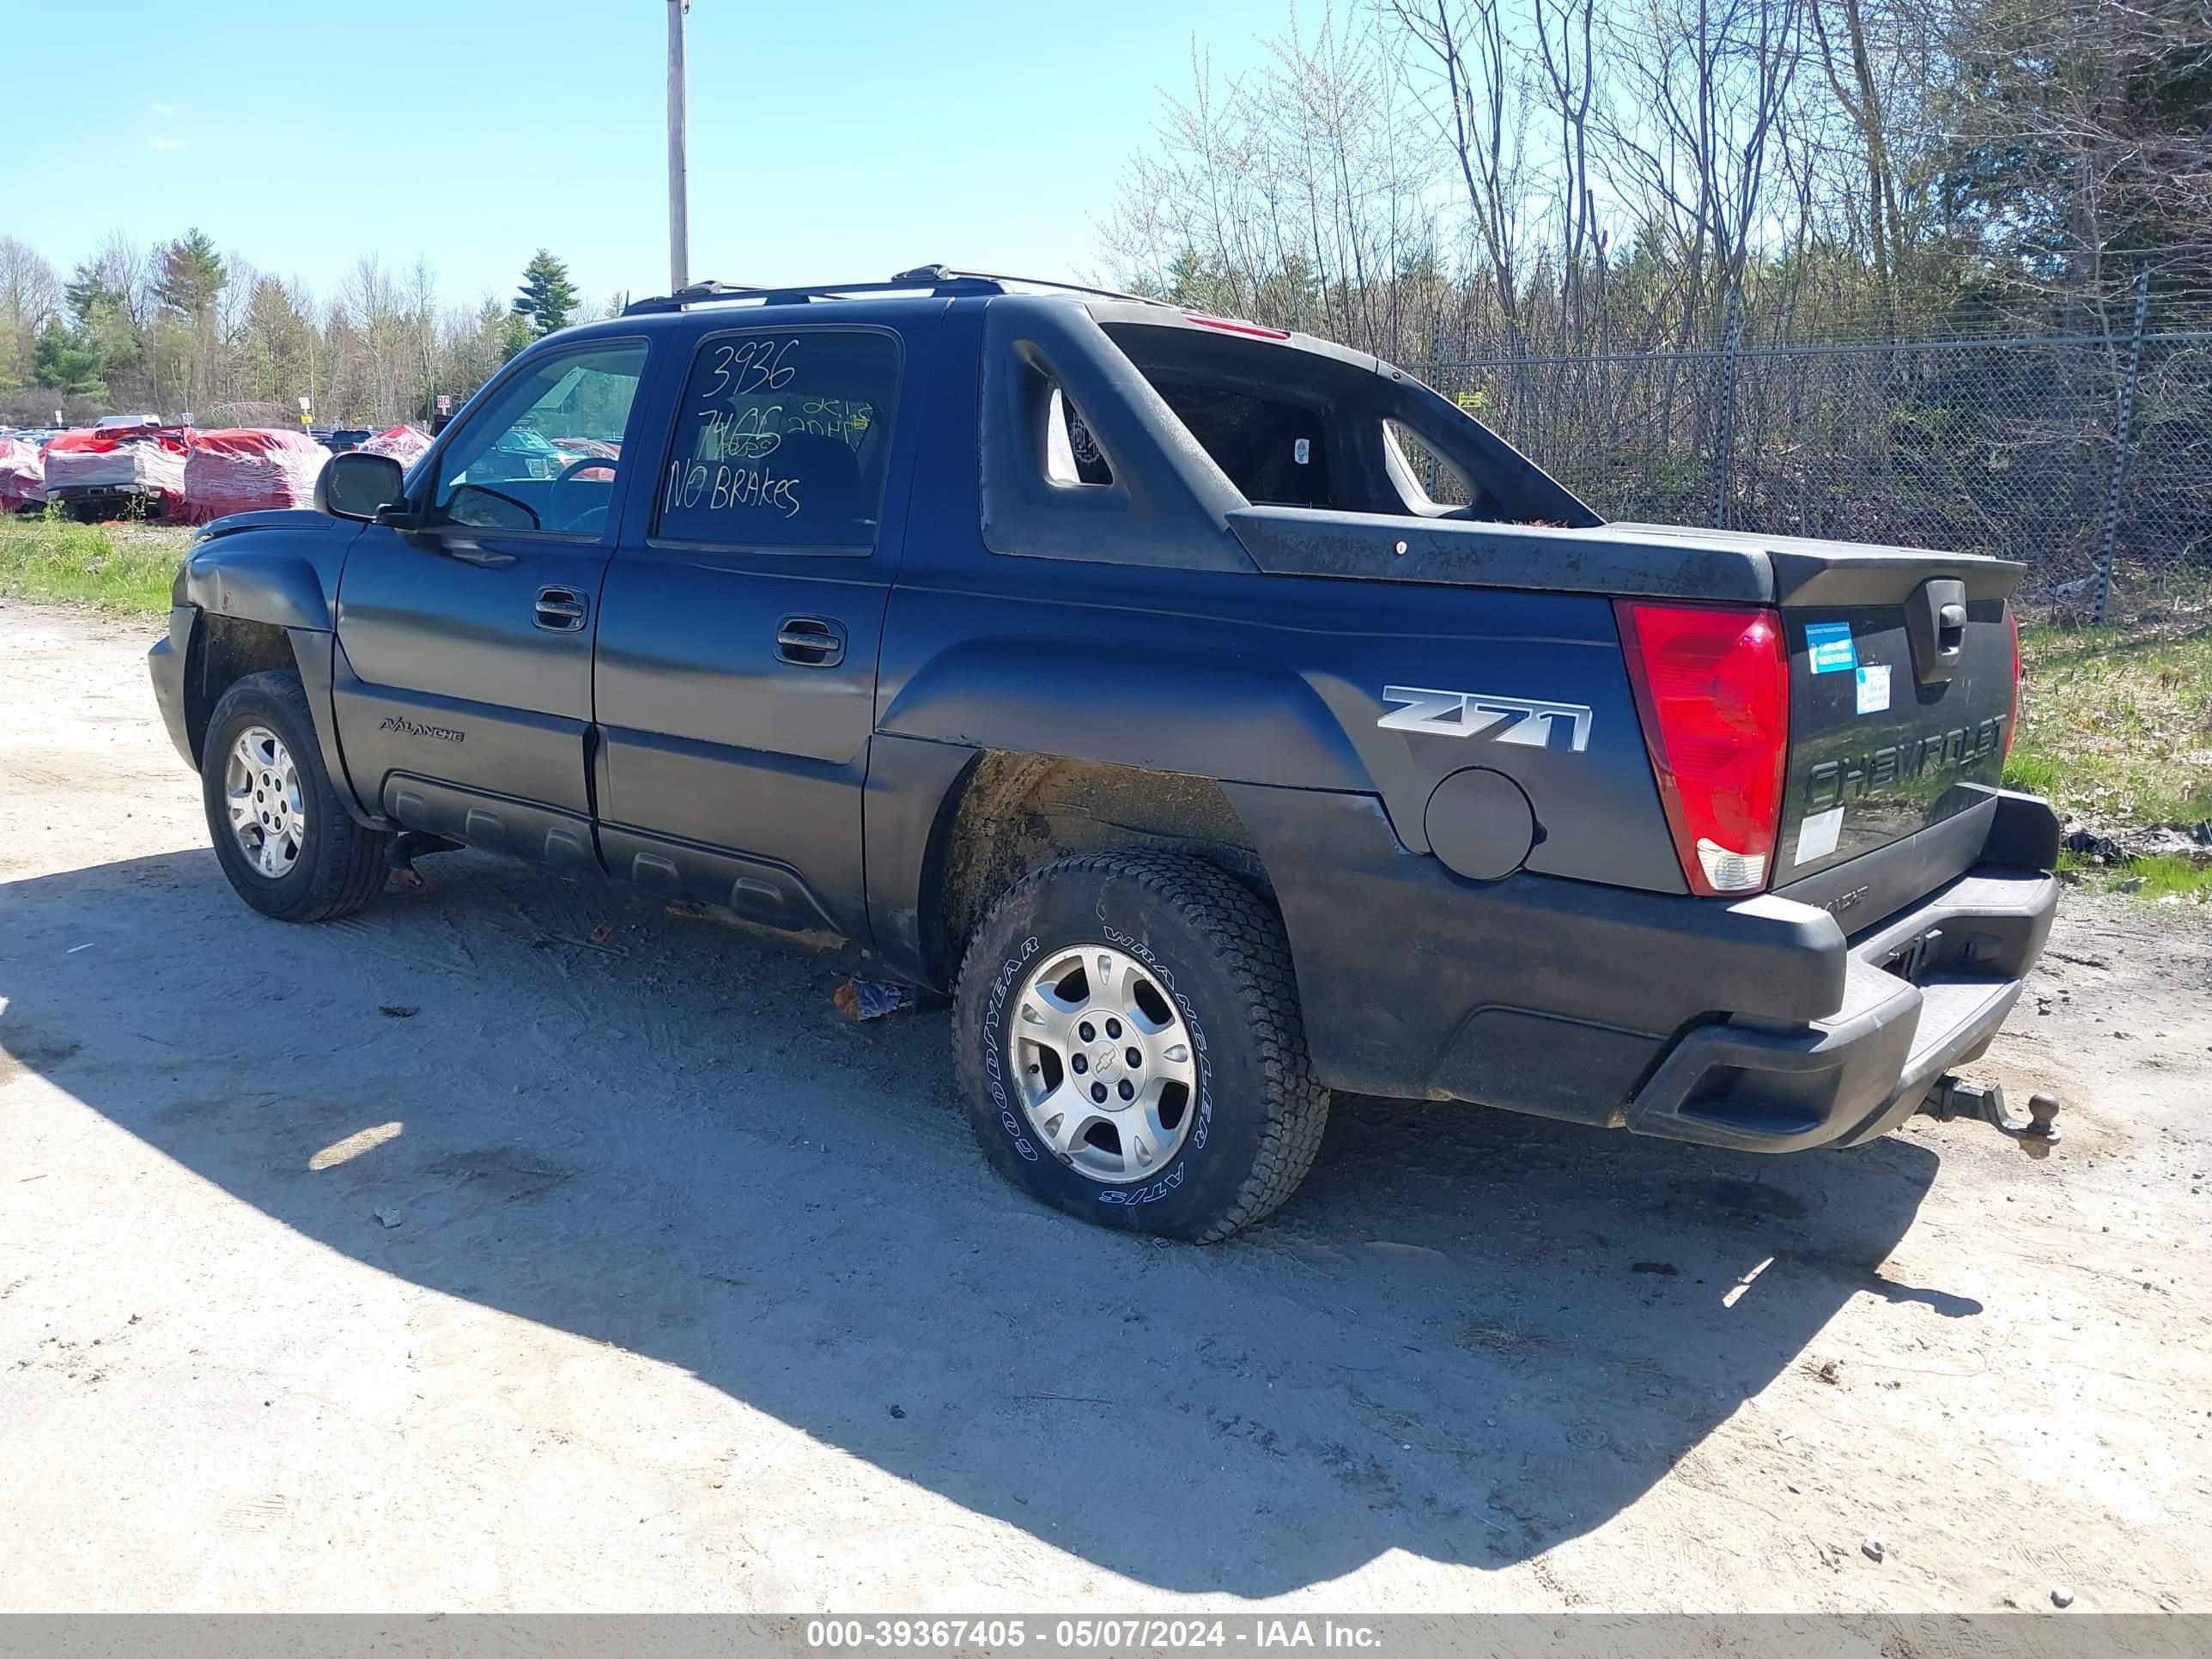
(955, 849, 1328, 1241)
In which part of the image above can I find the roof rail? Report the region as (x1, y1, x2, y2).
(896, 266, 1173, 307)
(621, 264, 1172, 317)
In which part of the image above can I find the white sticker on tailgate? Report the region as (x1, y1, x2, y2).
(1794, 805, 1844, 866)
(1856, 663, 1892, 714)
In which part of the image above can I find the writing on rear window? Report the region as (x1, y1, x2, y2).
(656, 330, 900, 550)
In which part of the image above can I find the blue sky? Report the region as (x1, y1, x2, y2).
(7, 1, 1283, 308)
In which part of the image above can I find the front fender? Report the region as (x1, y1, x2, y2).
(161, 514, 382, 827)
(179, 550, 331, 632)
(178, 510, 358, 631)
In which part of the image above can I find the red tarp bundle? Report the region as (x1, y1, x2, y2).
(182, 428, 333, 523)
(0, 436, 43, 511)
(43, 426, 193, 509)
(358, 423, 432, 467)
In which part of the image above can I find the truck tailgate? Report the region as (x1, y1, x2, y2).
(1765, 544, 2021, 918)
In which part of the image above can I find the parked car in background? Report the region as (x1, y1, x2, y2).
(46, 422, 195, 520)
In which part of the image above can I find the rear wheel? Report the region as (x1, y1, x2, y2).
(202, 670, 389, 922)
(953, 851, 1329, 1241)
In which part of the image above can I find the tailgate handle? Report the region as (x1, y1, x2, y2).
(1907, 578, 1969, 685)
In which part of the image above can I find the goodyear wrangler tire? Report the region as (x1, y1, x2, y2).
(202, 670, 390, 923)
(952, 851, 1329, 1241)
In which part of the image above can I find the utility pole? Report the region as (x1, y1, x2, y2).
(667, 0, 690, 292)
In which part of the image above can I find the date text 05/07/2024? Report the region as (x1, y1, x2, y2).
(805, 1620, 1386, 1650)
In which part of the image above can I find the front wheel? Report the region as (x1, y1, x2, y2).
(202, 670, 390, 922)
(952, 851, 1329, 1242)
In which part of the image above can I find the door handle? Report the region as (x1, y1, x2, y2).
(534, 586, 588, 631)
(775, 616, 847, 667)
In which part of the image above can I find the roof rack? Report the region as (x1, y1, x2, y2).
(621, 264, 1171, 317)
(908, 267, 1172, 307)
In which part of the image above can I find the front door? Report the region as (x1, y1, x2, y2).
(592, 320, 922, 942)
(333, 337, 654, 873)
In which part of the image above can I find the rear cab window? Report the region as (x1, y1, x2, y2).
(1097, 318, 1558, 525)
(1149, 382, 1329, 507)
(655, 328, 902, 552)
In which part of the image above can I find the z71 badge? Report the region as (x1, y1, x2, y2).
(1376, 686, 1593, 751)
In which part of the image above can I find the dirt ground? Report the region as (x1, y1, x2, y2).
(3, 599, 2209, 1615)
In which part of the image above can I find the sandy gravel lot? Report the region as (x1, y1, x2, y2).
(2, 599, 2208, 1614)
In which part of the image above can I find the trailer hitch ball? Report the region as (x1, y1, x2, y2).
(1917, 1078, 2063, 1158)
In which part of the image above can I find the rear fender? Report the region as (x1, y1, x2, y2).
(877, 635, 1372, 792)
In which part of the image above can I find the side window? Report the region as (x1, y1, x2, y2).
(1044, 386, 1114, 487)
(655, 329, 900, 551)
(1150, 380, 1330, 508)
(427, 341, 648, 534)
(1385, 420, 1478, 510)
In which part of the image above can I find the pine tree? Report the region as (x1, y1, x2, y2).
(32, 318, 109, 398)
(154, 228, 227, 320)
(513, 250, 579, 337)
(65, 262, 127, 325)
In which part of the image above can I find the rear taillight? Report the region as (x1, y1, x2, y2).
(1615, 600, 1790, 896)
(2005, 606, 2021, 760)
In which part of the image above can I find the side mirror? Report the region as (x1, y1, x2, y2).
(317, 451, 407, 522)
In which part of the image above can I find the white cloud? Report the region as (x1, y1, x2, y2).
(149, 137, 185, 151)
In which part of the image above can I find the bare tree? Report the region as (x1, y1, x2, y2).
(1393, 0, 1533, 343)
(0, 236, 62, 386)
(1097, 9, 1443, 360)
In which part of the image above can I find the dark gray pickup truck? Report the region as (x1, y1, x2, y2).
(149, 265, 2063, 1240)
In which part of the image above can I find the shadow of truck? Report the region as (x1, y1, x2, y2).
(0, 847, 1966, 1594)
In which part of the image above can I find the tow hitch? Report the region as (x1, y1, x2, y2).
(1917, 1077, 2063, 1158)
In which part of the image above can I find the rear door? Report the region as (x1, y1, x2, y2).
(1769, 547, 2021, 921)
(332, 337, 653, 875)
(591, 318, 927, 944)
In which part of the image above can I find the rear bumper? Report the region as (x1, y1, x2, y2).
(1622, 861, 2058, 1152)
(1224, 781, 2061, 1152)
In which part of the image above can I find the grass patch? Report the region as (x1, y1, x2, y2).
(2061, 849, 2212, 902)
(2006, 619, 2212, 827)
(2129, 853, 2212, 899)
(0, 513, 189, 617)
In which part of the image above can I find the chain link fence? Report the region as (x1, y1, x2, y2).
(1431, 290, 2212, 625)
